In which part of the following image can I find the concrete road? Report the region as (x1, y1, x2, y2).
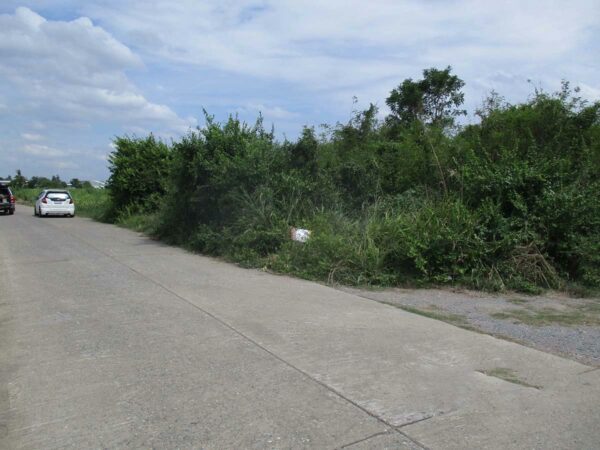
(1, 208, 599, 449)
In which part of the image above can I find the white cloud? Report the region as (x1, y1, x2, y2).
(0, 7, 193, 130)
(56, 161, 79, 170)
(237, 103, 297, 120)
(21, 143, 68, 158)
(22, 132, 44, 141)
(83, 0, 600, 99)
(578, 83, 600, 102)
(1, 2, 598, 181)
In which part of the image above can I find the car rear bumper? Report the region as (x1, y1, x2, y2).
(40, 206, 75, 215)
(0, 204, 14, 211)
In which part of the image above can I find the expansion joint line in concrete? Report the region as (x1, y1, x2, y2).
(338, 431, 391, 448)
(396, 414, 435, 429)
(59, 226, 430, 450)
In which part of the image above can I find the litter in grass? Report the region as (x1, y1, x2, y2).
(290, 227, 311, 243)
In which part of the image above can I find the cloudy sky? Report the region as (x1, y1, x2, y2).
(1, 1, 598, 181)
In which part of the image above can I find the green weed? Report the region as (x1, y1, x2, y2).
(492, 303, 600, 327)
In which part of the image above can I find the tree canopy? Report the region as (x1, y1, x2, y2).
(385, 66, 466, 129)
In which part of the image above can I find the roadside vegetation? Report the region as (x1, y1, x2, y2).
(491, 302, 600, 327)
(13, 68, 600, 294)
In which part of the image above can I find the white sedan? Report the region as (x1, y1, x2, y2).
(35, 190, 75, 217)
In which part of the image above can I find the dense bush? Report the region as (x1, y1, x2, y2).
(104, 70, 600, 293)
(106, 134, 170, 220)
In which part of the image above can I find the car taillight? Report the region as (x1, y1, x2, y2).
(10, 195, 15, 203)
(42, 198, 48, 204)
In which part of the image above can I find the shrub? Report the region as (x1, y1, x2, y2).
(106, 134, 170, 219)
(102, 76, 600, 293)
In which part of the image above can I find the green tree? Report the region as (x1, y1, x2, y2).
(107, 134, 170, 216)
(12, 170, 27, 188)
(50, 175, 67, 188)
(289, 127, 319, 177)
(386, 66, 466, 129)
(69, 178, 83, 188)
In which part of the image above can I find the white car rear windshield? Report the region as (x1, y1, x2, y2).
(46, 192, 71, 200)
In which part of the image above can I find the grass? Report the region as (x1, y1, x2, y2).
(115, 211, 160, 233)
(478, 367, 541, 389)
(506, 297, 529, 305)
(564, 283, 600, 299)
(382, 303, 476, 331)
(491, 302, 600, 327)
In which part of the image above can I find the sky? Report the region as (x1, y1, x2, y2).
(1, 1, 599, 182)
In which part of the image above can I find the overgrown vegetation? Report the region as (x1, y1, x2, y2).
(105, 134, 170, 221)
(60, 68, 600, 292)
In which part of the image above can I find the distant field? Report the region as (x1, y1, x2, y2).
(14, 187, 110, 220)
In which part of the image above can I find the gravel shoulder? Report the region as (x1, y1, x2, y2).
(339, 286, 600, 366)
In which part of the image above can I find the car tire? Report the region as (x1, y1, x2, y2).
(8, 210, 14, 215)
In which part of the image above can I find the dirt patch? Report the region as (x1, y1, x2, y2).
(340, 286, 600, 367)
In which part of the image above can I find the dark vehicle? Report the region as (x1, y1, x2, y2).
(0, 182, 15, 215)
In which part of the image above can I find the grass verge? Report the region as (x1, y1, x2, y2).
(492, 304, 600, 327)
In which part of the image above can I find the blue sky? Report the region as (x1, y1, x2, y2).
(1, 1, 599, 182)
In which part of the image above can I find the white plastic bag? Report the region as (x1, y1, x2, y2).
(290, 227, 311, 243)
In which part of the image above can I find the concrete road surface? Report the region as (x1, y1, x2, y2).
(1, 208, 599, 449)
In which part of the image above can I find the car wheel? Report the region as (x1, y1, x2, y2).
(8, 209, 14, 215)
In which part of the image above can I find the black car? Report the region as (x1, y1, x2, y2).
(0, 182, 15, 215)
